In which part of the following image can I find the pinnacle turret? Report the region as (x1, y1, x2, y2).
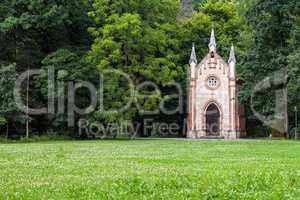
(228, 45, 236, 63)
(189, 43, 197, 65)
(208, 29, 217, 52)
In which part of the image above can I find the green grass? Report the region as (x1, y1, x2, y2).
(0, 139, 300, 199)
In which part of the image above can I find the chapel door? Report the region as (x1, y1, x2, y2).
(206, 104, 220, 136)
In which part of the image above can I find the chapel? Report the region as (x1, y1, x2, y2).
(187, 29, 246, 139)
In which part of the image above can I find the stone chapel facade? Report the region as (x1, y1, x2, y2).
(187, 29, 245, 139)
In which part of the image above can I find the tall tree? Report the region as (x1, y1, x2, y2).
(288, 13, 300, 134)
(178, 0, 247, 60)
(88, 0, 182, 136)
(0, 0, 94, 136)
(240, 0, 300, 136)
(0, 64, 21, 138)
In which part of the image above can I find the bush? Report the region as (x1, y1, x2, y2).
(0, 117, 7, 126)
(0, 134, 73, 143)
(289, 127, 300, 140)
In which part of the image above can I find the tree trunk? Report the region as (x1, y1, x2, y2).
(6, 121, 8, 140)
(26, 67, 30, 139)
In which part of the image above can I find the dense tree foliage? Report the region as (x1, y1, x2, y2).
(0, 0, 95, 136)
(0, 0, 299, 138)
(239, 0, 300, 136)
(0, 64, 20, 137)
(87, 0, 182, 136)
(288, 14, 300, 134)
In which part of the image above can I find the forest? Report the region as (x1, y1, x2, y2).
(0, 0, 299, 139)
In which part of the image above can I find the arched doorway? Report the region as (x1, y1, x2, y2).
(205, 103, 220, 136)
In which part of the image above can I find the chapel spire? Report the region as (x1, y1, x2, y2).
(208, 28, 217, 52)
(228, 45, 236, 64)
(189, 43, 197, 65)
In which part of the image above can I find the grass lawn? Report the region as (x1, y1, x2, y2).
(0, 139, 300, 199)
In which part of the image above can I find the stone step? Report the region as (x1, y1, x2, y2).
(199, 136, 225, 139)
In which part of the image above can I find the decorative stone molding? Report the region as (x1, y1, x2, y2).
(187, 30, 243, 139)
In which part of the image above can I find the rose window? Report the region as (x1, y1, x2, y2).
(207, 76, 219, 89)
